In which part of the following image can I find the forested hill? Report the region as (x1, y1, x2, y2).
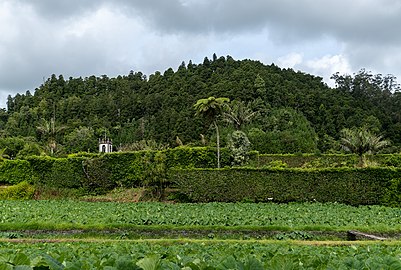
(2, 55, 401, 155)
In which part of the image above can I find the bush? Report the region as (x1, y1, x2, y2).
(164, 146, 231, 168)
(381, 178, 401, 207)
(0, 181, 35, 200)
(0, 160, 32, 184)
(82, 157, 114, 193)
(382, 155, 401, 167)
(172, 167, 400, 205)
(251, 154, 358, 168)
(27, 156, 56, 185)
(264, 160, 288, 168)
(228, 131, 251, 166)
(28, 156, 85, 189)
(102, 151, 157, 187)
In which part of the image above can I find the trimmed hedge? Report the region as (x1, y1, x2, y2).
(28, 156, 85, 189)
(172, 167, 401, 205)
(102, 151, 158, 188)
(1, 149, 401, 203)
(250, 154, 401, 168)
(164, 146, 231, 168)
(0, 160, 32, 185)
(0, 181, 35, 200)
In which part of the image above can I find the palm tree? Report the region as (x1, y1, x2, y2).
(194, 97, 230, 168)
(223, 100, 259, 130)
(37, 118, 65, 156)
(340, 127, 390, 167)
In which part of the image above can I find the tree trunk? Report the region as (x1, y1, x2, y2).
(214, 121, 220, 168)
(358, 154, 367, 167)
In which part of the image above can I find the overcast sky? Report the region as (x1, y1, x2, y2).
(1, 0, 401, 109)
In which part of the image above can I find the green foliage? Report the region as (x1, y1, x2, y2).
(5, 57, 401, 155)
(340, 127, 390, 163)
(82, 157, 114, 193)
(0, 160, 32, 184)
(28, 156, 84, 189)
(164, 146, 231, 168)
(265, 160, 288, 168)
(228, 130, 250, 166)
(142, 151, 168, 198)
(252, 154, 359, 168)
(223, 100, 258, 130)
(301, 157, 354, 168)
(3, 242, 401, 269)
(13, 148, 230, 194)
(102, 151, 157, 188)
(0, 137, 25, 159)
(248, 108, 318, 154)
(36, 117, 66, 156)
(50, 158, 84, 189)
(381, 178, 401, 207)
(172, 167, 400, 205)
(27, 155, 55, 184)
(0, 181, 35, 200)
(3, 200, 401, 229)
(275, 231, 313, 240)
(119, 139, 169, 151)
(194, 96, 230, 122)
(0, 137, 41, 159)
(194, 96, 230, 168)
(5, 146, 401, 204)
(16, 141, 42, 158)
(383, 155, 401, 167)
(64, 126, 96, 153)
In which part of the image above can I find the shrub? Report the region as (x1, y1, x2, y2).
(102, 151, 157, 187)
(0, 181, 35, 200)
(265, 160, 288, 168)
(228, 131, 251, 166)
(27, 156, 56, 185)
(252, 154, 358, 168)
(29, 156, 85, 189)
(82, 157, 114, 193)
(381, 178, 401, 207)
(164, 147, 231, 168)
(172, 167, 400, 205)
(0, 160, 32, 184)
(382, 155, 401, 167)
(142, 151, 168, 199)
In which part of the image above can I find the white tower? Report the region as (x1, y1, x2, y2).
(99, 137, 113, 153)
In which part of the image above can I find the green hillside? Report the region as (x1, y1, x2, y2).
(2, 55, 401, 156)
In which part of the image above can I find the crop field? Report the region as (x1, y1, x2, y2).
(1, 201, 401, 269)
(1, 201, 401, 231)
(2, 241, 401, 269)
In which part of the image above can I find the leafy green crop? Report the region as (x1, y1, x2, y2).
(1, 241, 401, 269)
(1, 201, 401, 231)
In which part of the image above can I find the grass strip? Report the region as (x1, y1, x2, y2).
(0, 238, 401, 246)
(0, 222, 400, 234)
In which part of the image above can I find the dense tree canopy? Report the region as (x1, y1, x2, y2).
(2, 56, 400, 156)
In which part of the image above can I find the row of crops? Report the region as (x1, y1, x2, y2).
(2, 200, 401, 269)
(1, 201, 401, 231)
(2, 241, 401, 269)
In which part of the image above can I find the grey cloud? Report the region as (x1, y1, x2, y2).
(16, 0, 401, 44)
(110, 0, 401, 43)
(16, 0, 101, 19)
(2, 0, 401, 107)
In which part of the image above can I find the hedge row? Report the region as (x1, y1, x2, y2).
(0, 147, 228, 188)
(172, 167, 401, 206)
(0, 148, 400, 205)
(250, 154, 401, 168)
(0, 160, 32, 185)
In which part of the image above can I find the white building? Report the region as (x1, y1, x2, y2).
(99, 137, 113, 153)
